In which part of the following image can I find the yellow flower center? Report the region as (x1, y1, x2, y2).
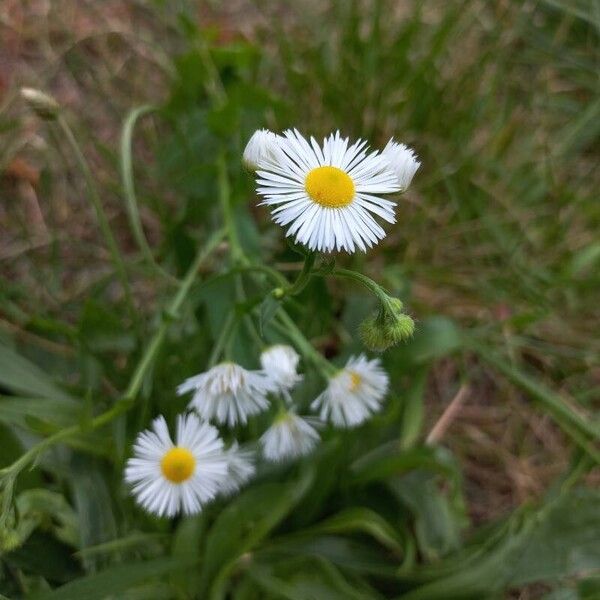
(349, 371, 362, 392)
(305, 166, 355, 208)
(161, 447, 196, 483)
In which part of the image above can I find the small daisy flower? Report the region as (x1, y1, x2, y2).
(254, 129, 401, 253)
(381, 139, 420, 191)
(260, 411, 320, 462)
(124, 413, 228, 518)
(177, 362, 274, 427)
(260, 344, 302, 392)
(311, 354, 389, 428)
(219, 442, 255, 496)
(243, 129, 281, 172)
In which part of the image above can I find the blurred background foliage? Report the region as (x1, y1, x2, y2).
(0, 0, 599, 598)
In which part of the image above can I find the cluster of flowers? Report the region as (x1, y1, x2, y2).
(125, 346, 389, 518)
(126, 127, 417, 518)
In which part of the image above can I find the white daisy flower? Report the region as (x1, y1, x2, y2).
(381, 139, 420, 191)
(243, 129, 281, 172)
(260, 411, 320, 462)
(124, 413, 228, 518)
(219, 442, 255, 496)
(311, 354, 389, 428)
(260, 344, 302, 392)
(254, 129, 401, 253)
(177, 362, 274, 427)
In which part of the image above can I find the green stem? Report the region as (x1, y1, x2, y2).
(56, 114, 139, 332)
(275, 310, 336, 378)
(232, 264, 289, 288)
(321, 268, 391, 305)
(207, 311, 238, 368)
(284, 253, 316, 297)
(196, 34, 227, 106)
(120, 104, 175, 283)
(217, 152, 247, 265)
(0, 228, 225, 483)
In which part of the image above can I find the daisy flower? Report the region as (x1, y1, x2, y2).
(260, 344, 302, 392)
(219, 442, 255, 496)
(260, 411, 320, 462)
(253, 129, 402, 253)
(124, 413, 228, 518)
(311, 354, 389, 427)
(177, 362, 274, 427)
(243, 128, 280, 172)
(381, 139, 420, 191)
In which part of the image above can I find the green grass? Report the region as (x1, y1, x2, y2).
(0, 0, 599, 598)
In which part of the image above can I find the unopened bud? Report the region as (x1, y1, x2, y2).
(359, 297, 415, 352)
(242, 129, 280, 172)
(20, 87, 60, 120)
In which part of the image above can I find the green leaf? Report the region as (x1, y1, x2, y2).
(351, 445, 461, 487)
(259, 295, 281, 338)
(399, 368, 428, 449)
(4, 531, 82, 586)
(258, 536, 399, 578)
(399, 489, 600, 599)
(282, 507, 406, 556)
(68, 455, 118, 571)
(0, 342, 73, 402)
(30, 558, 193, 600)
(246, 559, 381, 600)
(0, 396, 79, 429)
(389, 470, 466, 562)
(199, 467, 315, 597)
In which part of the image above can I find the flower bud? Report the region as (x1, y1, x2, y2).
(20, 87, 60, 120)
(359, 297, 415, 352)
(381, 139, 420, 191)
(242, 129, 280, 172)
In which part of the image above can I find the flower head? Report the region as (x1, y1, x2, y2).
(177, 362, 274, 427)
(260, 411, 320, 462)
(124, 413, 228, 517)
(253, 129, 401, 253)
(311, 355, 389, 427)
(219, 442, 255, 496)
(260, 344, 302, 392)
(243, 129, 281, 172)
(381, 139, 420, 191)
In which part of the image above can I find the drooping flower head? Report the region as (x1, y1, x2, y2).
(260, 411, 320, 462)
(219, 442, 255, 496)
(260, 344, 302, 393)
(381, 139, 420, 191)
(253, 129, 402, 253)
(124, 413, 228, 517)
(243, 129, 280, 172)
(311, 354, 389, 428)
(177, 362, 274, 427)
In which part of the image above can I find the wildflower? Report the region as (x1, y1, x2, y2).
(243, 129, 281, 172)
(260, 411, 320, 461)
(124, 413, 228, 517)
(260, 344, 302, 392)
(359, 297, 415, 352)
(311, 354, 389, 427)
(381, 139, 420, 191)
(219, 442, 255, 496)
(177, 362, 274, 427)
(253, 129, 401, 253)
